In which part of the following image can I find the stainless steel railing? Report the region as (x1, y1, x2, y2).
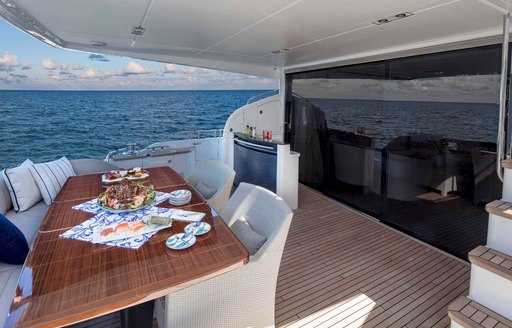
(496, 13, 510, 182)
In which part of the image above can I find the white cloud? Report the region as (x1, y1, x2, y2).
(49, 62, 154, 82)
(0, 53, 21, 71)
(42, 58, 83, 70)
(118, 61, 153, 76)
(162, 64, 211, 75)
(83, 68, 101, 79)
(42, 58, 58, 70)
(163, 63, 176, 73)
(0, 73, 28, 84)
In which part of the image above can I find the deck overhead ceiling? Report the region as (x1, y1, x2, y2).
(1, 0, 512, 77)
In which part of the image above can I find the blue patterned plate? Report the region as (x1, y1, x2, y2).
(166, 232, 196, 250)
(184, 222, 211, 236)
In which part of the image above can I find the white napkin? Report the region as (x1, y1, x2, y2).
(170, 209, 205, 222)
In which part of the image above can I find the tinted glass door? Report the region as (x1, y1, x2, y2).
(287, 45, 505, 259)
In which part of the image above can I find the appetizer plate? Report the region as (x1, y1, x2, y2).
(92, 218, 172, 243)
(102, 169, 149, 184)
(97, 189, 156, 213)
(166, 232, 196, 250)
(184, 222, 211, 236)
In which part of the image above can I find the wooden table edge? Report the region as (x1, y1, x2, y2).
(12, 259, 248, 328)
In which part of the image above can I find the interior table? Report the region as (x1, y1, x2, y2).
(6, 166, 248, 328)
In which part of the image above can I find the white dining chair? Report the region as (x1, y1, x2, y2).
(186, 160, 236, 212)
(155, 183, 293, 328)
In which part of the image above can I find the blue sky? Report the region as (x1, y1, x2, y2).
(0, 19, 277, 90)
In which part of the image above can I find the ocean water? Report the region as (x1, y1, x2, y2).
(0, 90, 271, 168)
(309, 98, 499, 149)
(1, 91, 499, 169)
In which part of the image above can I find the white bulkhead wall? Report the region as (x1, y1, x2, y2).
(222, 94, 283, 167)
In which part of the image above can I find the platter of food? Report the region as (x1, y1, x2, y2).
(92, 215, 173, 243)
(102, 167, 149, 184)
(97, 179, 155, 213)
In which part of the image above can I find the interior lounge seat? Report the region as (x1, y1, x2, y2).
(381, 134, 449, 201)
(328, 129, 375, 189)
(0, 158, 119, 326)
(471, 148, 501, 204)
(186, 160, 236, 212)
(155, 183, 293, 328)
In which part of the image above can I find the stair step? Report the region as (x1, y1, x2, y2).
(484, 203, 512, 255)
(469, 246, 512, 282)
(486, 200, 512, 221)
(502, 159, 512, 169)
(468, 246, 512, 320)
(448, 296, 512, 328)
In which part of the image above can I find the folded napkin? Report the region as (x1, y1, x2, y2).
(169, 209, 205, 222)
(73, 191, 171, 214)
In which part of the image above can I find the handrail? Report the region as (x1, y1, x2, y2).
(107, 129, 224, 159)
(246, 89, 278, 105)
(171, 129, 224, 140)
(496, 13, 510, 182)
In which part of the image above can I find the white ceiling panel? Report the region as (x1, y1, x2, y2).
(15, 0, 150, 48)
(208, 0, 450, 56)
(279, 0, 503, 68)
(135, 0, 297, 52)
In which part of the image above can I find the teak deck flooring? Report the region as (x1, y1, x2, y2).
(68, 185, 470, 328)
(274, 185, 469, 328)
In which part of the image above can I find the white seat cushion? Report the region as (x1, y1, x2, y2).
(195, 181, 217, 199)
(1, 159, 42, 213)
(0, 179, 12, 215)
(231, 216, 267, 256)
(28, 157, 75, 205)
(4, 201, 48, 247)
(0, 265, 22, 327)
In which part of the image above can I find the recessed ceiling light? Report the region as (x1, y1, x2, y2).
(131, 26, 145, 35)
(90, 41, 107, 46)
(372, 12, 413, 25)
(272, 48, 288, 54)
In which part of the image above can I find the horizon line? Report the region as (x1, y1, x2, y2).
(0, 88, 276, 92)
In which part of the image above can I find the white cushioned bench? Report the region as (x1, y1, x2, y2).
(0, 159, 119, 326)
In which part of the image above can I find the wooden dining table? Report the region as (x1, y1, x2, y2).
(5, 166, 249, 328)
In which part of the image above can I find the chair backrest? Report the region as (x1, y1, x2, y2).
(155, 182, 292, 328)
(218, 182, 255, 226)
(187, 160, 235, 211)
(227, 183, 293, 261)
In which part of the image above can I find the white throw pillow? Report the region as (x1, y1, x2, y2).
(231, 216, 267, 256)
(1, 159, 42, 212)
(195, 181, 217, 199)
(28, 157, 76, 205)
(0, 178, 12, 215)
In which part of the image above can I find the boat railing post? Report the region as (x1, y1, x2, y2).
(497, 13, 510, 182)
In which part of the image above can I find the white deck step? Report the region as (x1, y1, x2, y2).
(485, 200, 512, 255)
(448, 296, 512, 328)
(502, 160, 512, 202)
(468, 246, 512, 321)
